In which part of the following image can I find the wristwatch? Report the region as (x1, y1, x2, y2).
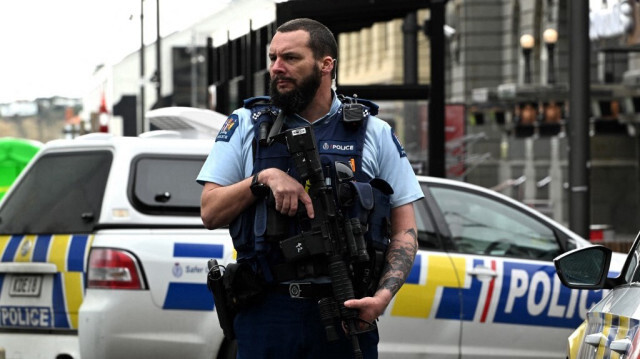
(250, 171, 269, 198)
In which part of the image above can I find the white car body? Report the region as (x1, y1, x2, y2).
(377, 176, 625, 358)
(0, 110, 626, 358)
(0, 133, 234, 359)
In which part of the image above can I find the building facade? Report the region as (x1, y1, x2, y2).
(88, 0, 640, 242)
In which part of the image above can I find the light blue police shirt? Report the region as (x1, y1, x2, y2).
(197, 93, 424, 208)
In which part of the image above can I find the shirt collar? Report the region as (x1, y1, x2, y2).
(285, 91, 341, 127)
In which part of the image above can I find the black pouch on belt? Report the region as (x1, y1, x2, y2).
(223, 261, 266, 310)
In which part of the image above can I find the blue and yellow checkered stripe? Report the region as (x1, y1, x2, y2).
(573, 312, 640, 359)
(0, 234, 93, 329)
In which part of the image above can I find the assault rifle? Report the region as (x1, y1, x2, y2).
(272, 126, 374, 359)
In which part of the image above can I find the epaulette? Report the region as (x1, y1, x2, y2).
(338, 94, 379, 116)
(338, 94, 378, 127)
(243, 96, 272, 109)
(243, 96, 279, 123)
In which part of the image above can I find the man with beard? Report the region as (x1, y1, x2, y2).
(197, 18, 423, 358)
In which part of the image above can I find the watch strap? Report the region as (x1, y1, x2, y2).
(251, 170, 263, 186)
(250, 171, 268, 197)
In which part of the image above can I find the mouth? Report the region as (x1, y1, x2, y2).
(277, 80, 293, 89)
(274, 77, 295, 88)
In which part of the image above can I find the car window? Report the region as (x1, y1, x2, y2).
(129, 155, 206, 216)
(414, 195, 442, 250)
(627, 240, 640, 283)
(428, 185, 561, 261)
(626, 253, 638, 283)
(0, 151, 112, 234)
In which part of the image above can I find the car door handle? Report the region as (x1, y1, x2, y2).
(610, 338, 631, 354)
(584, 333, 606, 346)
(468, 266, 498, 277)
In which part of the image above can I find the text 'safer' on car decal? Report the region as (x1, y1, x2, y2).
(391, 254, 610, 329)
(163, 243, 224, 311)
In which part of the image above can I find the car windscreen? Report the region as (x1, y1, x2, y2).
(128, 155, 205, 216)
(0, 151, 112, 234)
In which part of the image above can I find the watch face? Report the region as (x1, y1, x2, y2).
(251, 182, 269, 198)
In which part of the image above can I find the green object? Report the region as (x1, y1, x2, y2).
(0, 137, 42, 201)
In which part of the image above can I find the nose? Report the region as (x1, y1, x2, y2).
(270, 57, 285, 76)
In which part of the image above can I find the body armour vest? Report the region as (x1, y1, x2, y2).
(228, 95, 393, 292)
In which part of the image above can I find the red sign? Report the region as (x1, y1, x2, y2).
(445, 105, 466, 178)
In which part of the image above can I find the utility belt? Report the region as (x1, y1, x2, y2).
(273, 282, 333, 299)
(271, 260, 329, 282)
(206, 258, 337, 340)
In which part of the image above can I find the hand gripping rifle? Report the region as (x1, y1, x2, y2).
(272, 126, 374, 359)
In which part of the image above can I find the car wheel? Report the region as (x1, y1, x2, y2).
(217, 339, 238, 359)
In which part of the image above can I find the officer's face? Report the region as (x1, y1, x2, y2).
(268, 30, 319, 94)
(268, 30, 323, 114)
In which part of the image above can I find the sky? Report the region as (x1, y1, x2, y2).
(0, 0, 229, 103)
(0, 0, 610, 105)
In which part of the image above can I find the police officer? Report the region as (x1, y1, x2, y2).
(198, 18, 423, 358)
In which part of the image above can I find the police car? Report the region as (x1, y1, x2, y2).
(0, 109, 233, 359)
(374, 176, 626, 358)
(555, 232, 640, 358)
(0, 120, 625, 359)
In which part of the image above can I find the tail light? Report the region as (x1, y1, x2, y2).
(88, 248, 146, 289)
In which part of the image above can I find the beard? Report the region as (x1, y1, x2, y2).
(269, 65, 322, 115)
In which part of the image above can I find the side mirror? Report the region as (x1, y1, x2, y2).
(554, 245, 612, 289)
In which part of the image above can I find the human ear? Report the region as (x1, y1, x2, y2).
(321, 56, 335, 75)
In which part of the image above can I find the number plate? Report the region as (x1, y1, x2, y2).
(9, 275, 43, 297)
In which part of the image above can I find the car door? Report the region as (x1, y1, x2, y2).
(0, 150, 112, 337)
(378, 189, 462, 358)
(422, 181, 607, 358)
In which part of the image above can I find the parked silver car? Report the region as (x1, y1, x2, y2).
(555, 232, 640, 358)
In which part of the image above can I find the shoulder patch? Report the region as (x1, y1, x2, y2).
(216, 114, 239, 142)
(391, 128, 407, 158)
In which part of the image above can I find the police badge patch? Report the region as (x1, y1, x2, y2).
(391, 128, 407, 158)
(216, 114, 239, 142)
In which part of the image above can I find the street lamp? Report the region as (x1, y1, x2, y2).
(520, 34, 535, 84)
(543, 28, 558, 85)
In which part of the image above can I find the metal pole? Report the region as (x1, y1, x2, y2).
(403, 12, 420, 172)
(156, 0, 162, 106)
(191, 33, 198, 108)
(547, 43, 556, 85)
(206, 37, 215, 109)
(523, 48, 532, 84)
(428, 0, 446, 178)
(140, 0, 145, 134)
(403, 12, 418, 85)
(568, 0, 590, 238)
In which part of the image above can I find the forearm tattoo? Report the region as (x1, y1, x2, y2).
(378, 228, 418, 296)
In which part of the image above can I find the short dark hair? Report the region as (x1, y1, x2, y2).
(277, 18, 337, 60)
